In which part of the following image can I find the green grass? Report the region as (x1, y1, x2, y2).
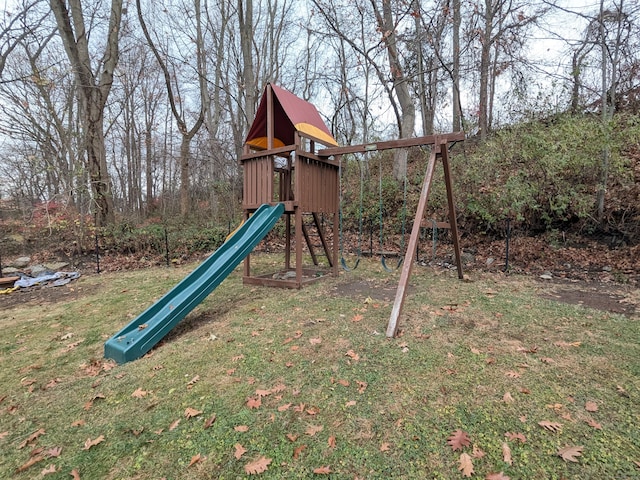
(1, 255, 639, 479)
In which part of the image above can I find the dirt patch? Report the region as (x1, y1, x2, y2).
(330, 279, 412, 302)
(539, 285, 637, 317)
(0, 279, 94, 310)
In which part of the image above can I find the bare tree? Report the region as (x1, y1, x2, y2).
(49, 0, 123, 226)
(136, 0, 206, 217)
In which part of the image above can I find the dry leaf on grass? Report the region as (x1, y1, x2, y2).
(305, 424, 323, 436)
(557, 445, 583, 462)
(538, 420, 562, 433)
(472, 444, 486, 458)
(131, 388, 148, 398)
(235, 425, 249, 432)
(185, 407, 203, 419)
(246, 397, 262, 409)
(309, 337, 322, 345)
(447, 430, 471, 451)
(70, 468, 80, 479)
(328, 436, 336, 448)
(169, 419, 181, 431)
(502, 442, 512, 465)
(486, 472, 510, 480)
(458, 453, 474, 477)
(504, 432, 526, 443)
(585, 418, 602, 430)
(18, 428, 46, 449)
(503, 392, 514, 403)
(234, 443, 247, 459)
(293, 444, 306, 459)
(16, 455, 44, 473)
(356, 380, 368, 393)
(585, 401, 598, 412)
(345, 350, 360, 361)
(286, 433, 298, 442)
(244, 456, 271, 475)
(82, 435, 105, 450)
(204, 414, 216, 429)
(187, 375, 200, 389)
(188, 453, 203, 467)
(44, 446, 62, 458)
(313, 465, 332, 474)
(278, 403, 292, 412)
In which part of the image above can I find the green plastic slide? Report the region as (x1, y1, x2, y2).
(104, 203, 284, 364)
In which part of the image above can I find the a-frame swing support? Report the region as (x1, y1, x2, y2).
(319, 133, 465, 338)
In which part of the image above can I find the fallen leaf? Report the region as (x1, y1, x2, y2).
(380, 442, 390, 452)
(286, 433, 298, 442)
(345, 400, 356, 407)
(309, 337, 322, 345)
(187, 375, 200, 389)
(204, 414, 217, 429)
(504, 432, 526, 443)
(502, 442, 512, 465)
(486, 472, 510, 480)
(234, 443, 247, 459)
(585, 401, 598, 412)
(305, 424, 323, 436)
(540, 357, 555, 364)
(313, 465, 332, 474)
(232, 354, 245, 362)
(337, 379, 349, 387)
(538, 420, 562, 433)
(503, 392, 514, 403)
(246, 397, 262, 409)
(458, 452, 474, 477)
(447, 430, 471, 451)
(188, 453, 203, 467)
(278, 403, 292, 412)
(234, 425, 249, 432)
(293, 444, 306, 459)
(470, 347, 481, 354)
(345, 350, 360, 361)
(44, 446, 62, 457)
(131, 388, 148, 398)
(472, 444, 486, 458)
(294, 330, 303, 338)
(585, 418, 602, 430)
(505, 371, 521, 378)
(185, 407, 203, 419)
(352, 314, 363, 322)
(169, 419, 181, 431)
(18, 428, 46, 449)
(328, 436, 336, 448)
(70, 468, 80, 479)
(554, 341, 581, 348)
(244, 456, 271, 474)
(82, 435, 105, 450)
(41, 464, 57, 475)
(0, 431, 8, 439)
(356, 380, 368, 393)
(16, 455, 44, 472)
(306, 406, 320, 415)
(557, 445, 583, 462)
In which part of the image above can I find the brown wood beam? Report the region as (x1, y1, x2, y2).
(386, 145, 440, 338)
(318, 132, 465, 157)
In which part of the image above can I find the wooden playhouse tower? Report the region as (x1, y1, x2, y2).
(241, 84, 340, 288)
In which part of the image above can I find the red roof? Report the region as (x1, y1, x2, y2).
(245, 84, 338, 148)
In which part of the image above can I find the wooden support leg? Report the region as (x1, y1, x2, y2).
(295, 207, 303, 288)
(386, 145, 440, 337)
(441, 146, 464, 280)
(285, 213, 291, 270)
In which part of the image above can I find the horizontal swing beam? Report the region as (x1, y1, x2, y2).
(317, 132, 465, 157)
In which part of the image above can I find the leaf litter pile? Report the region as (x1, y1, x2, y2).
(0, 255, 638, 478)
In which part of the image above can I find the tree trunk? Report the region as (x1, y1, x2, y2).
(452, 0, 462, 131)
(50, 0, 122, 227)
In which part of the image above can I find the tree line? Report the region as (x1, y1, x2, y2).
(0, 0, 638, 228)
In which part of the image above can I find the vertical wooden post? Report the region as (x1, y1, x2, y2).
(441, 145, 464, 279)
(386, 143, 440, 338)
(295, 206, 303, 287)
(243, 210, 251, 278)
(266, 84, 273, 151)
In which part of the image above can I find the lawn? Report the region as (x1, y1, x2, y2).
(1, 254, 639, 479)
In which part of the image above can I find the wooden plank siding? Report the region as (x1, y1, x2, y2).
(296, 155, 338, 213)
(242, 156, 274, 209)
